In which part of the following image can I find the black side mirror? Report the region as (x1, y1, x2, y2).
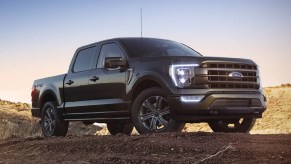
(104, 57, 127, 71)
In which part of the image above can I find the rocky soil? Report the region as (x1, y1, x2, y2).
(0, 132, 290, 164)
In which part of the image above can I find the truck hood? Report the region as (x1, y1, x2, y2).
(136, 56, 256, 65)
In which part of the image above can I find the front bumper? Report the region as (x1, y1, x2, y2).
(168, 91, 267, 122)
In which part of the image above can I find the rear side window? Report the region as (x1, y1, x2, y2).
(73, 47, 96, 72)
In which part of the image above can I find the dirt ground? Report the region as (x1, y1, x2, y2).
(0, 132, 290, 164)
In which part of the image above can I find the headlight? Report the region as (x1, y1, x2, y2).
(169, 64, 199, 87)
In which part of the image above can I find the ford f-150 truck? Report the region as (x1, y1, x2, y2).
(31, 37, 267, 136)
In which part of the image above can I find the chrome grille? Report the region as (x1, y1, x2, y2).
(208, 70, 257, 82)
(198, 62, 259, 89)
(205, 63, 257, 70)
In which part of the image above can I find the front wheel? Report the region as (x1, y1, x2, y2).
(208, 118, 256, 133)
(41, 101, 69, 137)
(107, 123, 134, 135)
(132, 87, 185, 134)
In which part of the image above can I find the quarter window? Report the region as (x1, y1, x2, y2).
(73, 47, 96, 72)
(97, 43, 125, 68)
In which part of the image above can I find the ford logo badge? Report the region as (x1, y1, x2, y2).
(229, 72, 243, 79)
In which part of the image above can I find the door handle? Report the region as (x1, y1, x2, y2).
(90, 76, 99, 82)
(66, 80, 74, 85)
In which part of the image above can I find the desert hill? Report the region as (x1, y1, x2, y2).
(0, 85, 290, 139)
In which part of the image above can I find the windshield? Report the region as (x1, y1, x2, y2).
(120, 38, 202, 58)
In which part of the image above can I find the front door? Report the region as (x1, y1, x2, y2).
(88, 43, 129, 117)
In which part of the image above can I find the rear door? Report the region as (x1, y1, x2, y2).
(64, 46, 98, 113)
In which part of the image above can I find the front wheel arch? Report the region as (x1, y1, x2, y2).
(130, 73, 172, 101)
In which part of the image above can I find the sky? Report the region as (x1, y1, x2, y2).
(0, 0, 290, 103)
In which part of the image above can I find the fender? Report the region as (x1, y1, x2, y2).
(39, 85, 63, 109)
(128, 71, 174, 99)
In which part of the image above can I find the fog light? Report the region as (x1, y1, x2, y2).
(181, 95, 204, 102)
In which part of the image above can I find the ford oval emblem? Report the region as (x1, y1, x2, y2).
(229, 72, 243, 79)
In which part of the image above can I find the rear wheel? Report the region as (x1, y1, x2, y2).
(41, 101, 69, 137)
(208, 118, 256, 133)
(107, 123, 134, 135)
(132, 87, 185, 134)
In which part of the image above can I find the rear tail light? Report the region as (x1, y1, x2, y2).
(31, 85, 36, 103)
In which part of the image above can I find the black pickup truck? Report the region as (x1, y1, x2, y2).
(31, 37, 266, 136)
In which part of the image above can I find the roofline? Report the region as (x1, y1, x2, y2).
(77, 37, 176, 49)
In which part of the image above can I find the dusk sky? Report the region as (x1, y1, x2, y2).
(0, 0, 290, 103)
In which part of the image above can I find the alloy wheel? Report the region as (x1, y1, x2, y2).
(139, 96, 171, 132)
(43, 107, 56, 135)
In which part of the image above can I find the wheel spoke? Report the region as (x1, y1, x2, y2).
(141, 112, 154, 121)
(159, 107, 170, 116)
(150, 117, 157, 130)
(142, 100, 156, 112)
(156, 96, 162, 110)
(45, 122, 50, 131)
(46, 110, 52, 119)
(158, 116, 168, 126)
(48, 123, 52, 132)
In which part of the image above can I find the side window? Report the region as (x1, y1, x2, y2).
(97, 43, 125, 68)
(73, 47, 96, 72)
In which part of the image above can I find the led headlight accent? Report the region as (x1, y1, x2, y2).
(169, 64, 198, 87)
(177, 68, 191, 76)
(181, 95, 204, 102)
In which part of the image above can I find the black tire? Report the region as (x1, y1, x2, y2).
(41, 101, 69, 137)
(107, 123, 134, 135)
(208, 118, 256, 133)
(132, 87, 185, 134)
(83, 121, 95, 125)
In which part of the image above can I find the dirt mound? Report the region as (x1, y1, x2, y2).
(251, 86, 291, 134)
(0, 133, 290, 163)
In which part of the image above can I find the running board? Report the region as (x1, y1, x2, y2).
(64, 117, 131, 122)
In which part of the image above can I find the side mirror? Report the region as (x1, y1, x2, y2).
(104, 57, 127, 71)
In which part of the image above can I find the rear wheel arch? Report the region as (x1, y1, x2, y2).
(39, 90, 58, 114)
